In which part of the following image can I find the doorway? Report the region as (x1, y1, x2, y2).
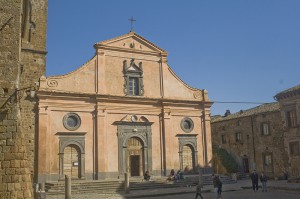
(182, 145, 195, 173)
(64, 144, 80, 179)
(242, 157, 249, 173)
(126, 137, 144, 176)
(130, 155, 140, 176)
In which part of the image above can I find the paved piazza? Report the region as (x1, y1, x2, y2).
(46, 189, 299, 199)
(134, 189, 300, 199)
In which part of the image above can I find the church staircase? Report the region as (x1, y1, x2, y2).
(45, 174, 236, 195)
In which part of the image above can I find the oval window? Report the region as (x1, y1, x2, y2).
(180, 117, 194, 133)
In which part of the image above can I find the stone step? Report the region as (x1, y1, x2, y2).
(237, 172, 250, 180)
(45, 174, 236, 195)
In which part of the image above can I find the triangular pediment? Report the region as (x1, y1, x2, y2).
(127, 66, 136, 71)
(123, 59, 143, 73)
(94, 32, 168, 55)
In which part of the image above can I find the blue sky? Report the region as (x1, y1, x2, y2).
(46, 0, 300, 115)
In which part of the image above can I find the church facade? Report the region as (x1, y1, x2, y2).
(37, 32, 213, 182)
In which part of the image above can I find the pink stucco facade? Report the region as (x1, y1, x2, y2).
(37, 32, 213, 182)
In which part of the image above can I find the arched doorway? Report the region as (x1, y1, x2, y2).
(182, 144, 195, 173)
(64, 144, 81, 179)
(126, 137, 144, 177)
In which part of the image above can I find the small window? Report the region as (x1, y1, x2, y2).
(289, 142, 300, 156)
(235, 132, 242, 142)
(287, 110, 297, 128)
(261, 123, 270, 135)
(237, 120, 242, 126)
(221, 134, 226, 144)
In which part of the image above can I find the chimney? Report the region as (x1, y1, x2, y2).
(224, 110, 231, 117)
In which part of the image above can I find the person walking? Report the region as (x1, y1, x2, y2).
(195, 183, 204, 199)
(250, 170, 259, 192)
(212, 174, 222, 199)
(217, 176, 222, 199)
(260, 172, 267, 192)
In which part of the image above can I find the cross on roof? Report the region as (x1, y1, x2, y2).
(128, 16, 136, 32)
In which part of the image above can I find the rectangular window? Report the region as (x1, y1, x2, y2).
(235, 132, 242, 142)
(221, 134, 226, 144)
(287, 110, 297, 127)
(290, 142, 300, 156)
(261, 123, 270, 135)
(129, 77, 139, 95)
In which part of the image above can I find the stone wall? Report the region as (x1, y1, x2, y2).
(20, 0, 48, 176)
(0, 0, 47, 198)
(211, 105, 287, 178)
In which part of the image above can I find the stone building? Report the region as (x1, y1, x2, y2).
(275, 85, 300, 177)
(211, 103, 287, 178)
(0, 0, 48, 198)
(36, 32, 213, 182)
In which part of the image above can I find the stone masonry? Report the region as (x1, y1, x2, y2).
(275, 85, 300, 177)
(211, 103, 287, 178)
(0, 0, 47, 198)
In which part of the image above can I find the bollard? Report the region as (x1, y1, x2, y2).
(65, 175, 72, 199)
(124, 173, 130, 194)
(40, 182, 46, 199)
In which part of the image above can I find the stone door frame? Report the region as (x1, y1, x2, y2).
(56, 132, 86, 180)
(177, 134, 198, 171)
(114, 121, 153, 177)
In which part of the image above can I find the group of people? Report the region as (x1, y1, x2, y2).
(250, 170, 268, 192)
(145, 169, 268, 198)
(195, 173, 222, 199)
(195, 170, 268, 199)
(167, 169, 184, 182)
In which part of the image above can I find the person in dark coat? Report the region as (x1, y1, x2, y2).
(250, 170, 259, 191)
(195, 184, 204, 199)
(212, 174, 221, 199)
(260, 172, 267, 192)
(217, 176, 222, 198)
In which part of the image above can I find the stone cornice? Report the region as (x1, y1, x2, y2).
(21, 48, 48, 55)
(37, 89, 213, 107)
(274, 85, 300, 101)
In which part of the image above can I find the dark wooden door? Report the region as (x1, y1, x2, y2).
(130, 155, 140, 176)
(243, 158, 249, 173)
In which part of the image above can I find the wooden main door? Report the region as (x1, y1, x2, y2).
(182, 145, 194, 172)
(130, 155, 140, 176)
(64, 144, 80, 179)
(127, 137, 144, 176)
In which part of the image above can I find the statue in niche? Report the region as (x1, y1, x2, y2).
(21, 0, 35, 42)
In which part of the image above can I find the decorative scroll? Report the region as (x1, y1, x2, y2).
(193, 90, 203, 100)
(47, 79, 58, 87)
